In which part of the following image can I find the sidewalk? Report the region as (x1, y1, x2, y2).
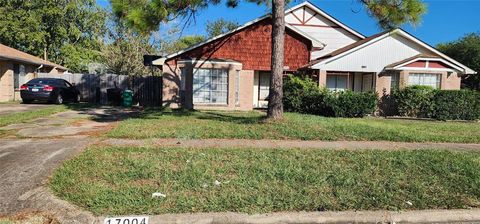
(104, 138, 480, 151)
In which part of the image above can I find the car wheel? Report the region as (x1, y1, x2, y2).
(55, 94, 64, 104)
(74, 94, 80, 103)
(22, 99, 32, 104)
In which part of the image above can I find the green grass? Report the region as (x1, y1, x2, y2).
(0, 105, 68, 127)
(50, 146, 480, 215)
(107, 109, 480, 143)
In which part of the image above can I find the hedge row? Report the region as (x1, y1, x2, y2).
(283, 76, 480, 120)
(283, 75, 377, 118)
(392, 86, 480, 120)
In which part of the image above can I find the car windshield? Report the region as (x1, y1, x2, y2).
(27, 79, 58, 85)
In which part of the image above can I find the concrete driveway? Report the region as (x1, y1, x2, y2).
(0, 103, 53, 116)
(0, 106, 138, 220)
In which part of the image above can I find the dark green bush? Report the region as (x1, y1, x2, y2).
(283, 76, 377, 118)
(283, 75, 319, 113)
(431, 90, 480, 120)
(326, 91, 378, 117)
(391, 86, 480, 120)
(392, 85, 436, 117)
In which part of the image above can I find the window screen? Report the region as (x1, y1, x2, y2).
(390, 73, 400, 91)
(408, 73, 441, 89)
(327, 75, 348, 91)
(193, 68, 228, 104)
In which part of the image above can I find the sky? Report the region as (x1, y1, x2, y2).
(96, 0, 480, 46)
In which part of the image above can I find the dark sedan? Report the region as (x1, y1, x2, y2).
(20, 78, 80, 104)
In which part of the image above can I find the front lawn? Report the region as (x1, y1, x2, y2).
(107, 109, 480, 143)
(50, 146, 480, 215)
(0, 105, 68, 127)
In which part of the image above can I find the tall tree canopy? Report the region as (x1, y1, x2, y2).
(111, 0, 426, 119)
(206, 19, 239, 38)
(0, 0, 106, 72)
(437, 33, 480, 90)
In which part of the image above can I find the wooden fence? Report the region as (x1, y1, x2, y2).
(36, 73, 162, 106)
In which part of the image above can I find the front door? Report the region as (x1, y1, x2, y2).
(253, 71, 270, 108)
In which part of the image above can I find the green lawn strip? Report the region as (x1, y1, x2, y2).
(50, 146, 480, 215)
(0, 105, 68, 127)
(107, 110, 480, 143)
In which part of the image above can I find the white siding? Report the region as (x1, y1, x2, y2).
(285, 7, 361, 58)
(315, 34, 435, 73)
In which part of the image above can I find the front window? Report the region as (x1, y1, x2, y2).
(327, 75, 348, 91)
(193, 68, 228, 104)
(390, 73, 400, 91)
(408, 73, 441, 89)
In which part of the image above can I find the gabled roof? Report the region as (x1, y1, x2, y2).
(157, 15, 324, 64)
(285, 1, 365, 39)
(155, 1, 363, 65)
(0, 44, 68, 70)
(306, 29, 477, 74)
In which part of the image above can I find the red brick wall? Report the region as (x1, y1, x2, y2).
(166, 18, 312, 71)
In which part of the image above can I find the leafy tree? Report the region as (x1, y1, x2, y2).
(161, 35, 206, 55)
(206, 19, 239, 38)
(111, 0, 426, 119)
(437, 33, 480, 90)
(102, 18, 158, 76)
(0, 0, 106, 72)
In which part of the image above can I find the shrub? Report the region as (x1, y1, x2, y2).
(325, 91, 377, 117)
(283, 75, 320, 113)
(283, 76, 377, 118)
(392, 85, 436, 117)
(431, 90, 480, 120)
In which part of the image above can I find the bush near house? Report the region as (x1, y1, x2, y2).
(392, 85, 436, 118)
(431, 90, 480, 120)
(283, 75, 377, 118)
(392, 86, 480, 120)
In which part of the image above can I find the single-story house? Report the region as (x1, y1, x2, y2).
(153, 1, 476, 111)
(0, 44, 68, 102)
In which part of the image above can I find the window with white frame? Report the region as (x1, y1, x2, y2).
(193, 68, 228, 104)
(408, 73, 441, 89)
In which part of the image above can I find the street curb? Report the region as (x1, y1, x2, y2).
(97, 209, 480, 224)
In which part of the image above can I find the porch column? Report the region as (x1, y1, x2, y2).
(318, 70, 327, 88)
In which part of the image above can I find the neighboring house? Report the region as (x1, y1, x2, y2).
(0, 44, 68, 102)
(153, 2, 476, 111)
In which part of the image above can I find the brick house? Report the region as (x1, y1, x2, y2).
(154, 2, 476, 111)
(0, 44, 67, 102)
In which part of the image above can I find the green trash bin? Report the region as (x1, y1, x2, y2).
(122, 89, 133, 107)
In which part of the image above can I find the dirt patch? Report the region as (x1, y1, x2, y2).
(0, 211, 59, 224)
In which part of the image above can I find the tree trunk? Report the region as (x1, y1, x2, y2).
(267, 0, 285, 120)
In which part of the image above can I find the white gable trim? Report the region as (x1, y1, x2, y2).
(311, 29, 476, 74)
(390, 57, 463, 72)
(395, 30, 476, 74)
(285, 1, 365, 39)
